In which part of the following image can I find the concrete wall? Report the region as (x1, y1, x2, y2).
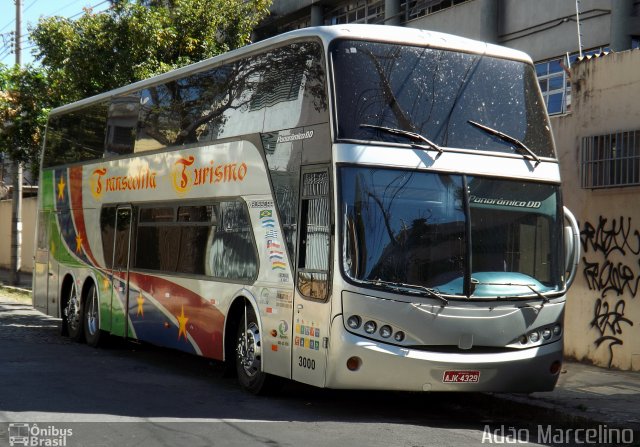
(553, 49, 640, 371)
(406, 0, 498, 43)
(500, 0, 611, 61)
(0, 197, 36, 273)
(406, 0, 612, 61)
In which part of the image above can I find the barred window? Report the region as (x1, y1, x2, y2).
(401, 0, 470, 22)
(325, 0, 384, 25)
(580, 130, 640, 188)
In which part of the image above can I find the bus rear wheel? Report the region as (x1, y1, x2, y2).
(235, 306, 279, 394)
(64, 282, 83, 342)
(83, 283, 102, 347)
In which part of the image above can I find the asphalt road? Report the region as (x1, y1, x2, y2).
(0, 295, 565, 447)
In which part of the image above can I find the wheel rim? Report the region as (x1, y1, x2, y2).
(237, 322, 261, 377)
(87, 287, 99, 336)
(65, 283, 81, 333)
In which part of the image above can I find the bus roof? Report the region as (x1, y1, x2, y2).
(49, 24, 533, 116)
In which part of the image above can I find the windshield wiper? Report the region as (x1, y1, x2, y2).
(371, 279, 449, 306)
(467, 120, 541, 166)
(471, 278, 550, 304)
(360, 124, 444, 154)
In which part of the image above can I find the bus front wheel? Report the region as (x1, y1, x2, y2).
(235, 306, 279, 394)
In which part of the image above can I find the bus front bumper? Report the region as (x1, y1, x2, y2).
(325, 319, 563, 392)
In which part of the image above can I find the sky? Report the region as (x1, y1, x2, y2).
(0, 0, 110, 66)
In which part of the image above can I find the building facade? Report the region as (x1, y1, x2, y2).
(553, 50, 640, 372)
(257, 0, 640, 116)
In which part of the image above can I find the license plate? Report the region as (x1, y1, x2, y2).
(442, 370, 480, 383)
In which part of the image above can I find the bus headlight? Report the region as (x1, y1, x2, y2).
(542, 328, 552, 340)
(347, 315, 362, 330)
(363, 320, 377, 334)
(529, 331, 540, 343)
(379, 325, 392, 338)
(553, 324, 562, 336)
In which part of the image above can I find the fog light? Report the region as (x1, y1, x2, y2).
(550, 360, 562, 375)
(529, 331, 540, 343)
(379, 325, 392, 338)
(346, 356, 362, 371)
(553, 324, 562, 336)
(542, 328, 552, 340)
(347, 315, 362, 330)
(364, 320, 377, 334)
(394, 331, 405, 342)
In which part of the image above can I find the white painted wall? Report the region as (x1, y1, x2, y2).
(0, 197, 36, 273)
(553, 49, 640, 371)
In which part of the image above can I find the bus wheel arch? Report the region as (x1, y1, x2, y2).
(60, 274, 83, 341)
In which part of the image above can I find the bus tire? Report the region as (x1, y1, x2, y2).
(235, 306, 279, 394)
(64, 281, 84, 342)
(83, 283, 102, 347)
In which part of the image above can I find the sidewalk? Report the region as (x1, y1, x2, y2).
(0, 267, 32, 290)
(496, 360, 640, 433)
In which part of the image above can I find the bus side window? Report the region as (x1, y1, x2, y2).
(207, 201, 258, 281)
(297, 170, 331, 300)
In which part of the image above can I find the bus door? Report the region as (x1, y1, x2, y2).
(110, 206, 133, 338)
(33, 210, 50, 313)
(292, 167, 332, 387)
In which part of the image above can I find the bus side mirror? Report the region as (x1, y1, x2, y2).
(563, 206, 580, 289)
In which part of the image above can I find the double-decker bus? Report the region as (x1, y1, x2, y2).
(33, 24, 580, 394)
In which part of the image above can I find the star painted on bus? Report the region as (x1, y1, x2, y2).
(75, 234, 83, 254)
(177, 304, 189, 340)
(137, 292, 144, 318)
(57, 176, 66, 201)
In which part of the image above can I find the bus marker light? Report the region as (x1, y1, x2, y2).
(363, 320, 377, 334)
(346, 356, 362, 371)
(347, 315, 362, 330)
(270, 329, 278, 337)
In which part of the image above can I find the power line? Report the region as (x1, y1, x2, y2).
(0, 0, 112, 65)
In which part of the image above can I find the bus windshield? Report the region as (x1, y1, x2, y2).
(331, 40, 555, 158)
(339, 167, 563, 298)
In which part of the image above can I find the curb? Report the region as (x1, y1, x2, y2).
(0, 284, 32, 295)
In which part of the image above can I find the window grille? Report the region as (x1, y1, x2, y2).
(325, 0, 384, 25)
(580, 130, 640, 188)
(401, 0, 470, 22)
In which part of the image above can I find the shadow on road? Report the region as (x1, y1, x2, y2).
(0, 298, 560, 441)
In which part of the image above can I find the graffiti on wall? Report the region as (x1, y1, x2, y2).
(580, 216, 637, 367)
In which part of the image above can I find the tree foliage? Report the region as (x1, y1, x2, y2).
(0, 64, 51, 170)
(30, 0, 272, 102)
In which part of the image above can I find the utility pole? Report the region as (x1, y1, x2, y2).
(9, 0, 23, 287)
(575, 0, 583, 58)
